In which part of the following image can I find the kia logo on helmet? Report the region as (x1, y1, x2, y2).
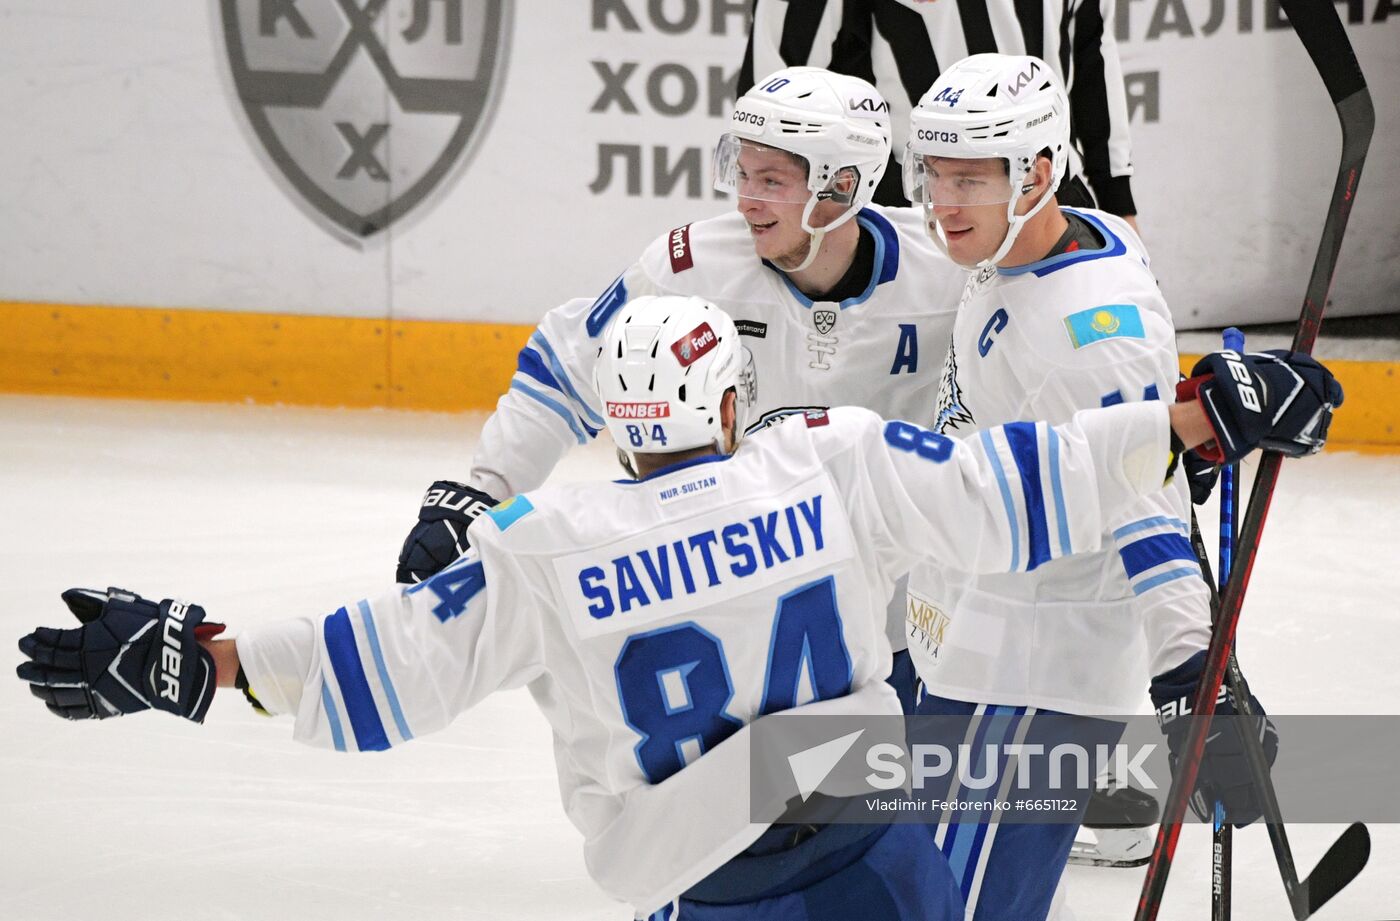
(849, 96, 889, 114)
(1007, 61, 1043, 97)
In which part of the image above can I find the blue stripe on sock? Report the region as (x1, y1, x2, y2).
(357, 599, 412, 744)
(947, 705, 1022, 892)
(1002, 423, 1052, 571)
(323, 607, 389, 752)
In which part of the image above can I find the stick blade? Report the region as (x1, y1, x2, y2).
(1301, 822, 1371, 918)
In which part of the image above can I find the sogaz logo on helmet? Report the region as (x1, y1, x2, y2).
(216, 1, 512, 243)
(917, 129, 958, 144)
(732, 110, 767, 127)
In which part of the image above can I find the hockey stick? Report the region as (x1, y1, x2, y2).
(1212, 327, 1243, 921)
(1186, 514, 1372, 920)
(1133, 1, 1374, 918)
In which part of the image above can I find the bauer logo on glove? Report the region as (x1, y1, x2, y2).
(1177, 349, 1343, 465)
(16, 587, 223, 723)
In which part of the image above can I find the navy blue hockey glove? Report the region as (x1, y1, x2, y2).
(1178, 350, 1343, 464)
(1182, 449, 1221, 506)
(17, 588, 222, 722)
(396, 480, 498, 584)
(1150, 650, 1279, 827)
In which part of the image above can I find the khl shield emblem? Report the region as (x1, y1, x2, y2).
(812, 309, 837, 335)
(217, 0, 510, 240)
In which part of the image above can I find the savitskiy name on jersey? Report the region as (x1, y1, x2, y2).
(577, 495, 826, 620)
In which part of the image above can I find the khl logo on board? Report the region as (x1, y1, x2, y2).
(217, 0, 511, 240)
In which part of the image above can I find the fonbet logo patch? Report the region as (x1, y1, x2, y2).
(606, 401, 671, 419)
(216, 0, 510, 241)
(671, 322, 718, 367)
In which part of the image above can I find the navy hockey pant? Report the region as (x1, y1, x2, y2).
(652, 823, 963, 921)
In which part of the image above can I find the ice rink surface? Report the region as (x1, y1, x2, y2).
(2, 395, 1397, 921)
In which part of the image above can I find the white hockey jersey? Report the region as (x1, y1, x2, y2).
(912, 208, 1212, 715)
(467, 205, 967, 500)
(236, 401, 1173, 913)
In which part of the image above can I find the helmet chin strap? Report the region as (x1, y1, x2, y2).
(788, 193, 863, 274)
(978, 177, 1051, 268)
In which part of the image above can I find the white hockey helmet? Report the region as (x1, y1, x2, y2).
(904, 53, 1070, 267)
(594, 295, 757, 473)
(714, 67, 891, 270)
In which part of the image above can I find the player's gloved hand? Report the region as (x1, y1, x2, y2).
(1182, 449, 1220, 505)
(17, 587, 223, 722)
(1150, 650, 1279, 828)
(1178, 350, 1343, 464)
(396, 481, 498, 584)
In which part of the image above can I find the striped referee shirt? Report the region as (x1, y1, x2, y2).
(739, 0, 1137, 216)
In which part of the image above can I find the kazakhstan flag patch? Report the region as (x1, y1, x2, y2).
(1064, 304, 1145, 349)
(484, 494, 535, 531)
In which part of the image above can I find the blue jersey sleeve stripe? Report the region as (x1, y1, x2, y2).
(979, 429, 1022, 573)
(515, 346, 564, 393)
(1045, 427, 1073, 557)
(323, 607, 390, 752)
(319, 682, 347, 752)
(510, 380, 589, 444)
(357, 599, 413, 744)
(1133, 566, 1202, 595)
(1119, 532, 1197, 580)
(531, 332, 606, 429)
(1112, 516, 1188, 541)
(1002, 422, 1052, 572)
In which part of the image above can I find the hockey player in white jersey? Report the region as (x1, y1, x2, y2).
(899, 53, 1343, 919)
(396, 67, 968, 711)
(15, 297, 1338, 920)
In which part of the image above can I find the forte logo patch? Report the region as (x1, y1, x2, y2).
(671, 322, 718, 366)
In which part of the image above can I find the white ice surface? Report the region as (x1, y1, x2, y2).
(2, 395, 1397, 921)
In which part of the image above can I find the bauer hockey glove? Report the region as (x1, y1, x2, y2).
(1150, 650, 1279, 828)
(396, 480, 498, 584)
(17, 587, 223, 722)
(1178, 350, 1343, 464)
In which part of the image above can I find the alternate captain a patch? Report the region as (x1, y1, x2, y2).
(1064, 304, 1145, 349)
